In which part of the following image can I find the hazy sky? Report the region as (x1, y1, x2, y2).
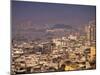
(12, 1, 96, 26)
(11, 1, 96, 40)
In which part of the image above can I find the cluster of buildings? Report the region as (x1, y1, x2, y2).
(11, 21, 96, 75)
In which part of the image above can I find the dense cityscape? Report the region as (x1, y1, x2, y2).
(11, 20, 96, 75)
(11, 1, 96, 74)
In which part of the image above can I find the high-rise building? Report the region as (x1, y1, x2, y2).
(85, 20, 96, 46)
(89, 21, 96, 43)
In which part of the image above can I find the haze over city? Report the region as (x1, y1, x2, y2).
(12, 1, 96, 40)
(11, 1, 96, 74)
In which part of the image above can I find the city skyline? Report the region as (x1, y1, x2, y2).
(11, 1, 96, 74)
(12, 1, 96, 40)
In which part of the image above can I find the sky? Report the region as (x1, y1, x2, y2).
(11, 1, 96, 40)
(12, 1, 96, 26)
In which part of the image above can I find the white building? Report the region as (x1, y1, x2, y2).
(68, 35, 77, 40)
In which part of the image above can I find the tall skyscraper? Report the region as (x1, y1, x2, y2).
(85, 20, 96, 46)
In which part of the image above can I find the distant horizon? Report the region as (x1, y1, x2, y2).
(12, 1, 96, 40)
